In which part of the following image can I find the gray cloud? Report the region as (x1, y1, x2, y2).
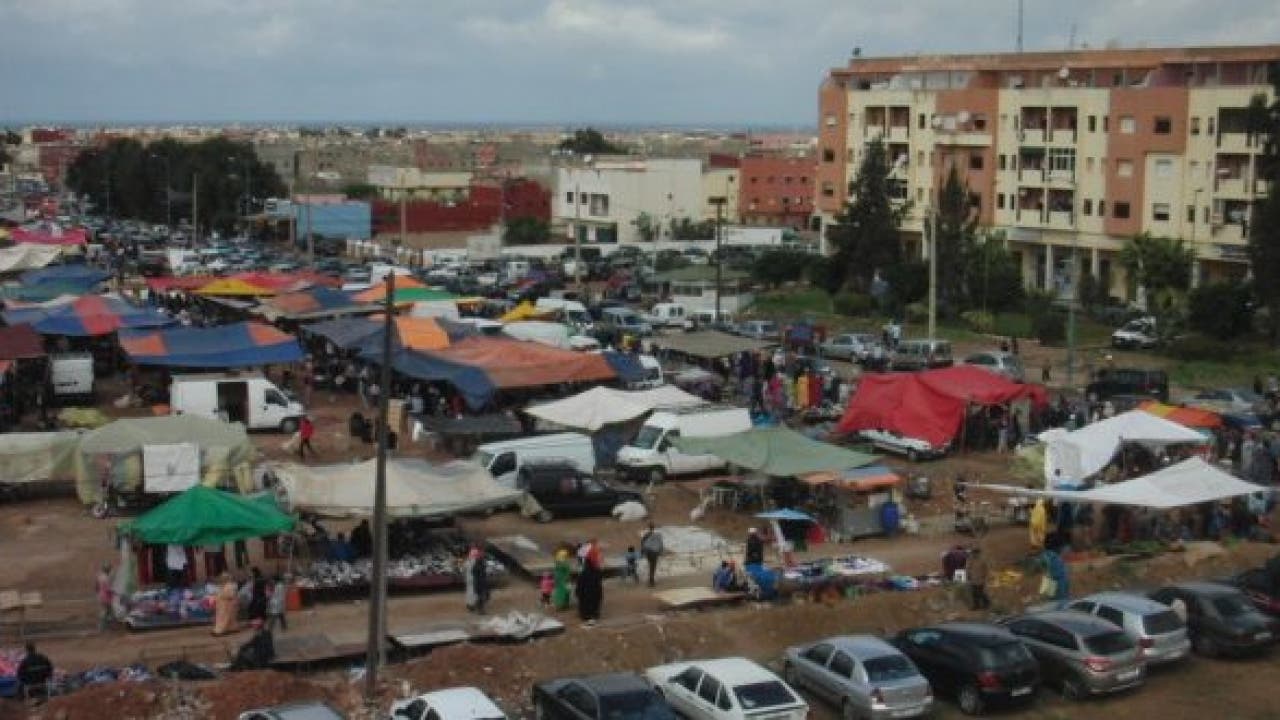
(0, 0, 1274, 125)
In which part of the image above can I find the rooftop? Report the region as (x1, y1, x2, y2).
(831, 44, 1280, 76)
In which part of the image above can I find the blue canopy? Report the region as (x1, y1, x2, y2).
(601, 351, 647, 385)
(120, 321, 304, 368)
(21, 264, 112, 286)
(362, 346, 495, 410)
(756, 508, 816, 522)
(3, 294, 175, 337)
(304, 317, 384, 350)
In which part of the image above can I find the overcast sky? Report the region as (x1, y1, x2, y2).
(2, 0, 1276, 127)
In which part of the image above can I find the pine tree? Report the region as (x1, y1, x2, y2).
(1248, 62, 1280, 339)
(934, 165, 978, 314)
(826, 139, 907, 291)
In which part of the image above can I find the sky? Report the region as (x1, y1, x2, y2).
(1, 0, 1277, 127)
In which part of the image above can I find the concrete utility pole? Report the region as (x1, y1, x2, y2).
(191, 173, 199, 243)
(364, 271, 394, 705)
(710, 197, 727, 322)
(927, 209, 938, 339)
(573, 181, 583, 290)
(399, 192, 407, 248)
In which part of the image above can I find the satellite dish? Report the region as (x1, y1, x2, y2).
(1058, 67, 1070, 80)
(957, 110, 971, 124)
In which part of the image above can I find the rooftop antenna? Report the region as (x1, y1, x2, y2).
(1016, 0, 1024, 52)
(1068, 23, 1077, 51)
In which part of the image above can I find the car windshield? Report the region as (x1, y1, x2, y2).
(732, 681, 797, 710)
(1142, 610, 1183, 635)
(1083, 631, 1133, 655)
(1213, 595, 1254, 618)
(978, 642, 1033, 667)
(601, 691, 675, 720)
(632, 425, 664, 450)
(864, 655, 917, 682)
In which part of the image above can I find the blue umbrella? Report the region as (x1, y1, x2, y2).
(756, 508, 815, 522)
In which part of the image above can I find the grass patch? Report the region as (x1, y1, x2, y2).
(750, 288, 834, 317)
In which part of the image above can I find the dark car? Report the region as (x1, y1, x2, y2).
(1149, 582, 1278, 657)
(532, 672, 675, 720)
(1218, 570, 1280, 617)
(891, 623, 1039, 715)
(1085, 368, 1169, 403)
(518, 462, 643, 522)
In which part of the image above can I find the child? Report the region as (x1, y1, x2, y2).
(623, 546, 640, 584)
(266, 576, 288, 632)
(539, 572, 554, 608)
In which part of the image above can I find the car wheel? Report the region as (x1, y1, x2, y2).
(1193, 633, 1218, 658)
(957, 684, 984, 716)
(647, 467, 666, 485)
(1062, 675, 1087, 701)
(280, 417, 299, 434)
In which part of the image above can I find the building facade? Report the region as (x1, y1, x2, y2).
(816, 45, 1280, 297)
(554, 158, 704, 245)
(738, 154, 817, 228)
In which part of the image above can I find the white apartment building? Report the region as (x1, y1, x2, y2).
(554, 158, 705, 245)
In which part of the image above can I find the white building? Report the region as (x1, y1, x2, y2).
(554, 158, 705, 245)
(367, 165, 472, 202)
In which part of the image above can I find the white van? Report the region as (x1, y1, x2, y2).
(615, 406, 751, 483)
(170, 373, 305, 432)
(50, 352, 95, 403)
(645, 303, 692, 330)
(535, 298, 593, 331)
(472, 432, 595, 488)
(628, 355, 664, 390)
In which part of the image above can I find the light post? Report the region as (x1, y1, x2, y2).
(150, 153, 172, 228)
(709, 197, 727, 322)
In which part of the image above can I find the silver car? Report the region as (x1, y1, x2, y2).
(783, 635, 932, 720)
(1068, 592, 1191, 666)
(1003, 611, 1145, 701)
(963, 351, 1025, 382)
(736, 320, 779, 341)
(821, 333, 881, 363)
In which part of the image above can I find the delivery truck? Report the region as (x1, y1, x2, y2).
(170, 373, 305, 432)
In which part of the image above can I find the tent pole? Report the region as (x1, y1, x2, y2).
(364, 272, 394, 705)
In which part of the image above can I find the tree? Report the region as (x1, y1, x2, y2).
(1189, 282, 1255, 340)
(750, 248, 813, 288)
(559, 128, 626, 155)
(826, 139, 908, 291)
(503, 217, 550, 245)
(342, 183, 378, 200)
(966, 233, 1025, 313)
(633, 212, 658, 242)
(1248, 62, 1280, 339)
(670, 217, 714, 240)
(933, 166, 978, 315)
(1119, 233, 1195, 342)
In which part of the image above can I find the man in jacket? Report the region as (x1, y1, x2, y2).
(640, 523, 664, 587)
(966, 546, 991, 610)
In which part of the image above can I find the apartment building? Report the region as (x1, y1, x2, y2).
(554, 158, 704, 244)
(816, 45, 1280, 297)
(738, 154, 817, 228)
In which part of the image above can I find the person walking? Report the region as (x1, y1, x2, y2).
(966, 547, 991, 610)
(464, 545, 490, 614)
(552, 548, 573, 611)
(744, 528, 765, 567)
(266, 576, 288, 632)
(95, 563, 114, 632)
(212, 573, 239, 636)
(298, 415, 316, 460)
(247, 567, 267, 623)
(575, 540, 604, 626)
(640, 523, 664, 588)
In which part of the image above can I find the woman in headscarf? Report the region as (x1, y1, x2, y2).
(212, 573, 239, 636)
(1029, 498, 1048, 551)
(575, 539, 604, 625)
(463, 544, 489, 614)
(552, 548, 573, 610)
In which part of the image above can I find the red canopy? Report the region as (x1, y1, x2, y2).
(10, 227, 88, 246)
(836, 365, 1048, 447)
(0, 324, 46, 360)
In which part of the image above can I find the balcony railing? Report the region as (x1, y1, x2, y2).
(1020, 128, 1046, 144)
(1020, 168, 1045, 184)
(1050, 129, 1078, 145)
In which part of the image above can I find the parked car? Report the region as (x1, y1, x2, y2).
(963, 351, 1025, 382)
(782, 635, 932, 720)
(1218, 570, 1280, 617)
(1111, 317, 1158, 349)
(891, 623, 1039, 715)
(238, 701, 346, 720)
(1067, 592, 1191, 665)
(1001, 611, 1145, 700)
(1186, 387, 1269, 417)
(857, 429, 947, 463)
(790, 354, 834, 377)
(1149, 582, 1278, 657)
(389, 687, 506, 720)
(1085, 368, 1169, 403)
(820, 333, 881, 363)
(598, 307, 654, 338)
(889, 340, 953, 371)
(532, 673, 675, 720)
(472, 432, 596, 488)
(517, 461, 643, 522)
(645, 657, 806, 720)
(735, 320, 778, 342)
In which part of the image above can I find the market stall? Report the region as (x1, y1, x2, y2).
(1038, 409, 1206, 486)
(118, 321, 304, 369)
(799, 465, 902, 540)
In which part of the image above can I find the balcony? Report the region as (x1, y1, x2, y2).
(1045, 169, 1076, 186)
(1211, 223, 1246, 244)
(1048, 210, 1075, 229)
(887, 126, 910, 142)
(865, 125, 886, 141)
(1014, 208, 1046, 227)
(1215, 177, 1249, 198)
(1020, 168, 1045, 184)
(934, 129, 993, 147)
(1050, 129, 1078, 145)
(1216, 132, 1257, 154)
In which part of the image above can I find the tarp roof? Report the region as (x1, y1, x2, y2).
(194, 277, 277, 297)
(1, 278, 106, 302)
(1038, 409, 1207, 484)
(2, 293, 176, 336)
(0, 430, 81, 485)
(500, 301, 548, 322)
(10, 226, 88, 246)
(675, 426, 878, 477)
(800, 464, 901, 491)
(1138, 401, 1222, 429)
(120, 485, 294, 545)
(274, 458, 522, 518)
(502, 320, 572, 348)
(351, 276, 441, 304)
(21, 264, 110, 287)
(0, 324, 46, 360)
(836, 365, 1049, 447)
(652, 330, 775, 360)
(78, 414, 254, 455)
(0, 245, 61, 273)
(119, 321, 304, 368)
(311, 315, 452, 353)
(981, 457, 1264, 509)
(256, 287, 376, 321)
(525, 386, 704, 431)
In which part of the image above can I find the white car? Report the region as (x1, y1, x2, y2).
(645, 658, 807, 720)
(1111, 317, 1158, 349)
(389, 687, 506, 720)
(857, 429, 948, 462)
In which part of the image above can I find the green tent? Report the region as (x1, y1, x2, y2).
(391, 287, 456, 303)
(675, 426, 877, 477)
(120, 485, 295, 546)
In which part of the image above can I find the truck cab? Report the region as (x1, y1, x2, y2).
(170, 373, 305, 432)
(615, 406, 751, 484)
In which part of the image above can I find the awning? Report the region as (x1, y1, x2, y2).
(801, 464, 901, 491)
(256, 287, 376, 321)
(1138, 401, 1222, 429)
(119, 321, 304, 368)
(2, 293, 176, 337)
(980, 457, 1264, 509)
(1038, 410, 1207, 484)
(318, 316, 452, 353)
(194, 277, 277, 297)
(1, 278, 107, 302)
(652, 330, 776, 360)
(274, 458, 523, 518)
(120, 486, 295, 546)
(21, 264, 111, 287)
(675, 426, 878, 477)
(10, 226, 88, 246)
(525, 386, 704, 432)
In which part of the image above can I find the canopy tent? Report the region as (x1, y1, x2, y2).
(1, 279, 107, 303)
(312, 315, 453, 354)
(10, 226, 88, 246)
(652, 330, 776, 360)
(980, 457, 1264, 509)
(352, 276, 435, 304)
(800, 464, 902, 491)
(194, 277, 277, 297)
(675, 426, 878, 477)
(120, 485, 295, 546)
(273, 458, 522, 518)
(1038, 409, 1207, 486)
(0, 431, 82, 485)
(2, 293, 175, 336)
(1137, 401, 1222, 429)
(119, 321, 304, 368)
(836, 365, 1049, 447)
(255, 287, 377, 321)
(233, 271, 338, 292)
(0, 324, 46, 361)
(0, 244, 61, 273)
(525, 386, 704, 432)
(502, 320, 573, 349)
(73, 415, 255, 504)
(303, 316, 386, 350)
(21, 264, 111, 287)
(145, 276, 216, 293)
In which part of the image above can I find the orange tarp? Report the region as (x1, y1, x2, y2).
(194, 277, 276, 297)
(352, 276, 426, 303)
(394, 317, 449, 351)
(431, 336, 615, 389)
(1137, 401, 1222, 429)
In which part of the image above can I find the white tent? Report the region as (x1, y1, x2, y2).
(1039, 410, 1206, 485)
(0, 244, 61, 274)
(502, 321, 572, 349)
(525, 386, 705, 432)
(274, 458, 523, 518)
(981, 457, 1264, 509)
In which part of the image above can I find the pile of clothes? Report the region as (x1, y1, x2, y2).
(125, 585, 218, 626)
(49, 664, 152, 695)
(295, 553, 504, 590)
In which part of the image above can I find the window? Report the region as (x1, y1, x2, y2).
(918, 113, 926, 129)
(803, 643, 834, 666)
(917, 151, 925, 166)
(1098, 606, 1126, 628)
(1153, 203, 1171, 221)
(565, 192, 574, 204)
(800, 176, 809, 183)
(674, 667, 704, 692)
(490, 452, 516, 477)
(1187, 205, 1196, 222)
(1103, 116, 1111, 132)
(829, 652, 855, 679)
(1119, 116, 1136, 134)
(824, 115, 836, 127)
(821, 148, 835, 162)
(1154, 116, 1172, 134)
(1048, 148, 1076, 174)
(969, 153, 984, 170)
(998, 154, 1007, 170)
(784, 176, 793, 184)
(1154, 158, 1174, 177)
(1088, 115, 1097, 132)
(1083, 199, 1093, 215)
(1086, 157, 1096, 172)
(1099, 200, 1106, 215)
(749, 176, 758, 184)
(560, 684, 598, 719)
(697, 676, 723, 706)
(1191, 117, 1201, 135)
(1114, 202, 1131, 219)
(997, 193, 1005, 209)
(1208, 117, 1216, 135)
(1118, 160, 1134, 178)
(969, 193, 982, 210)
(821, 182, 835, 198)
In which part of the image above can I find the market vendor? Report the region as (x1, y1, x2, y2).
(229, 619, 275, 671)
(16, 642, 52, 700)
(712, 561, 748, 593)
(744, 528, 764, 567)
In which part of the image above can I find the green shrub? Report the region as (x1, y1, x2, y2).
(833, 292, 874, 317)
(1032, 311, 1067, 346)
(905, 302, 928, 323)
(961, 310, 995, 333)
(1188, 282, 1254, 340)
(1166, 334, 1238, 362)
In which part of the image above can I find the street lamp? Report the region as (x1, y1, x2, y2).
(150, 153, 172, 228)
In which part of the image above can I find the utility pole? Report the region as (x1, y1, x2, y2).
(926, 209, 937, 339)
(399, 191, 407, 249)
(364, 271, 393, 705)
(710, 197, 727, 322)
(1067, 236, 1078, 391)
(573, 181, 583, 291)
(1016, 0, 1024, 53)
(191, 173, 199, 244)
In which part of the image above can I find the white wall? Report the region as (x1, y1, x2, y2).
(554, 159, 705, 244)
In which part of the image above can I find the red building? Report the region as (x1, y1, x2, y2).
(738, 155, 816, 228)
(372, 178, 550, 235)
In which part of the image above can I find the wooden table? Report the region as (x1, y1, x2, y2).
(0, 590, 43, 641)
